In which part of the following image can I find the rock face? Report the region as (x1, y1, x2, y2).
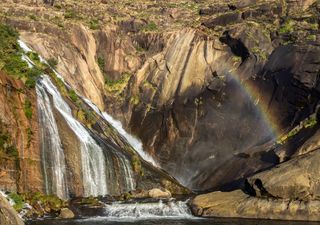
(248, 150, 320, 201)
(20, 26, 106, 110)
(0, 29, 189, 198)
(0, 194, 24, 225)
(0, 72, 43, 193)
(191, 190, 320, 221)
(0, 0, 320, 205)
(192, 135, 320, 220)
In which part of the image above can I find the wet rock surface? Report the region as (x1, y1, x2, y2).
(0, 194, 24, 225)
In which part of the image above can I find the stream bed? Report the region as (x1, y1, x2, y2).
(26, 218, 320, 225)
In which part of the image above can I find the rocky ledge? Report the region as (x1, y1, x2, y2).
(191, 135, 320, 221)
(191, 190, 320, 221)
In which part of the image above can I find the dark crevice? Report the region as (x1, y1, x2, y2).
(243, 179, 256, 196)
(219, 31, 250, 63)
(228, 4, 237, 11)
(254, 178, 275, 198)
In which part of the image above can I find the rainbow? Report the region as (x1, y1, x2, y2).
(225, 69, 283, 140)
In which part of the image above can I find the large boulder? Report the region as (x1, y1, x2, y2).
(191, 190, 320, 221)
(59, 208, 75, 219)
(148, 188, 171, 199)
(247, 149, 320, 201)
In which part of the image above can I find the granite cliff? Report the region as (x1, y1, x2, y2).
(0, 0, 320, 222)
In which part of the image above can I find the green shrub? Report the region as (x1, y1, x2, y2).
(0, 24, 41, 87)
(279, 20, 295, 34)
(68, 89, 78, 102)
(97, 56, 105, 72)
(64, 9, 77, 19)
(27, 52, 40, 63)
(28, 14, 37, 21)
(306, 34, 317, 41)
(105, 72, 131, 93)
(47, 58, 58, 69)
(89, 19, 100, 30)
(24, 99, 33, 119)
(25, 68, 41, 88)
(8, 193, 25, 211)
(304, 117, 317, 128)
(142, 22, 158, 32)
(130, 95, 140, 105)
(0, 124, 18, 159)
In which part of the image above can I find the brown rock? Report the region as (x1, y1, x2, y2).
(0, 71, 43, 193)
(59, 208, 75, 219)
(248, 150, 320, 201)
(0, 194, 24, 225)
(148, 188, 171, 199)
(191, 190, 320, 221)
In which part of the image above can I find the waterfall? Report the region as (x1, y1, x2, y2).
(37, 76, 108, 197)
(114, 152, 135, 191)
(18, 40, 68, 199)
(83, 98, 158, 167)
(17, 39, 148, 197)
(102, 200, 193, 219)
(82, 98, 136, 192)
(36, 83, 68, 199)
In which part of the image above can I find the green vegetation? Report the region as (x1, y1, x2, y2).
(307, 34, 317, 41)
(310, 23, 318, 30)
(130, 95, 140, 105)
(81, 196, 100, 206)
(105, 72, 131, 93)
(28, 14, 37, 21)
(277, 116, 318, 144)
(25, 68, 42, 88)
(8, 192, 67, 213)
(89, 19, 100, 30)
(251, 47, 268, 60)
(131, 155, 143, 176)
(68, 89, 78, 102)
(0, 24, 42, 88)
(64, 9, 77, 19)
(142, 21, 158, 32)
(232, 55, 242, 63)
(8, 193, 25, 211)
(279, 20, 295, 34)
(26, 127, 33, 148)
(0, 129, 18, 159)
(304, 117, 317, 128)
(47, 58, 58, 69)
(25, 192, 66, 211)
(27, 52, 40, 63)
(75, 106, 96, 127)
(97, 56, 105, 72)
(24, 99, 33, 119)
(143, 80, 157, 92)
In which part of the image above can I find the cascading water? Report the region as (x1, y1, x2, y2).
(102, 200, 193, 220)
(19, 39, 137, 197)
(83, 98, 158, 167)
(114, 152, 135, 191)
(18, 40, 69, 199)
(81, 98, 136, 192)
(36, 83, 68, 199)
(36, 76, 108, 197)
